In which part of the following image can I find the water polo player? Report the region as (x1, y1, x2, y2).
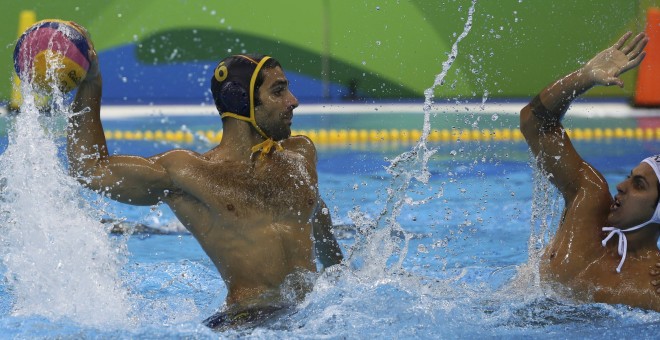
(66, 26, 343, 330)
(520, 31, 660, 311)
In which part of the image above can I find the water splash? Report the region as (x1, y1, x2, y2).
(526, 162, 561, 278)
(498, 156, 562, 299)
(347, 0, 478, 277)
(0, 32, 132, 327)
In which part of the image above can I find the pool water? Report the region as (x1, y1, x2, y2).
(1, 111, 659, 339)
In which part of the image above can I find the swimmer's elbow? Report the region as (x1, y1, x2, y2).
(67, 146, 106, 181)
(68, 159, 92, 182)
(72, 172, 99, 191)
(68, 166, 88, 185)
(68, 159, 107, 190)
(519, 104, 538, 140)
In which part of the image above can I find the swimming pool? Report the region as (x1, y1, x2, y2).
(0, 108, 659, 339)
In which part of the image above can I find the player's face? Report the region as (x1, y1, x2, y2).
(254, 67, 299, 141)
(608, 162, 659, 228)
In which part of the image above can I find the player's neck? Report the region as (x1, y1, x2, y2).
(218, 119, 267, 159)
(625, 224, 660, 253)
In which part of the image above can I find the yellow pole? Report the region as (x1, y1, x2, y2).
(10, 10, 37, 111)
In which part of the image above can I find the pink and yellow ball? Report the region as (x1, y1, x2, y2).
(13, 19, 90, 94)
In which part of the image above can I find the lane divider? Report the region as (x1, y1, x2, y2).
(104, 127, 660, 144)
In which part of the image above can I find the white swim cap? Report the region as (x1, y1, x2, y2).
(602, 155, 660, 273)
(641, 155, 660, 223)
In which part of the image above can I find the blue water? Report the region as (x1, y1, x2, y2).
(0, 115, 659, 339)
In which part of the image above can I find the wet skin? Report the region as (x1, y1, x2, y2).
(520, 32, 660, 311)
(651, 263, 660, 294)
(67, 40, 343, 311)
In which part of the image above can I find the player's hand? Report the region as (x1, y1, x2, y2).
(69, 21, 99, 82)
(582, 32, 647, 87)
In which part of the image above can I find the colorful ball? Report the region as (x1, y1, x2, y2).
(13, 19, 90, 94)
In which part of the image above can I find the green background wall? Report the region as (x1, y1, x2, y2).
(0, 1, 656, 104)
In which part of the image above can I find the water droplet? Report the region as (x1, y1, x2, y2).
(491, 113, 499, 121)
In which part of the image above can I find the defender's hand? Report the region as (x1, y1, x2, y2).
(582, 32, 647, 87)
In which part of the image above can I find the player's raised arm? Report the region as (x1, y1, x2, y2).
(520, 32, 647, 198)
(67, 32, 173, 206)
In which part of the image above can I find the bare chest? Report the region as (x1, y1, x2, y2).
(541, 208, 609, 283)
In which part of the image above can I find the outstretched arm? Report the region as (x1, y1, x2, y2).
(520, 32, 647, 198)
(67, 28, 172, 206)
(312, 199, 344, 268)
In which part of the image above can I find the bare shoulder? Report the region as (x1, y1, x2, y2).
(564, 160, 612, 208)
(149, 148, 204, 168)
(590, 256, 660, 311)
(557, 159, 610, 202)
(281, 135, 317, 162)
(543, 161, 612, 280)
(561, 161, 612, 239)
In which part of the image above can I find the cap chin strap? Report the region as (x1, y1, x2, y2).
(601, 222, 651, 273)
(250, 138, 283, 160)
(220, 56, 283, 158)
(221, 111, 269, 139)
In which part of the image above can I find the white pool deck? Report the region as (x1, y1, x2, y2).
(3, 101, 660, 119)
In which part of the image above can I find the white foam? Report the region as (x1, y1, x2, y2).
(0, 77, 132, 327)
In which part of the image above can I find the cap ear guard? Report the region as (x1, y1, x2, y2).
(219, 81, 249, 116)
